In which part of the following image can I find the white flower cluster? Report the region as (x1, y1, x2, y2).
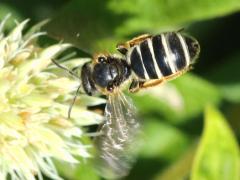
(0, 15, 104, 180)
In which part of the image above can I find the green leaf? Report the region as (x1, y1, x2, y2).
(108, 0, 240, 36)
(139, 118, 190, 161)
(45, 0, 240, 52)
(56, 160, 100, 180)
(132, 74, 221, 124)
(191, 106, 240, 180)
(154, 143, 198, 180)
(73, 160, 100, 180)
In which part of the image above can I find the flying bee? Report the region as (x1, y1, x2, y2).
(52, 31, 200, 179)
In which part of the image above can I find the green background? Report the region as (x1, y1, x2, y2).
(1, 0, 239, 179)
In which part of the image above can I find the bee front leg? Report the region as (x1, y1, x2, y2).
(129, 79, 145, 93)
(116, 34, 152, 55)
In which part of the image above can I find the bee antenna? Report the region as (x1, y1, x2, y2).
(68, 84, 81, 119)
(51, 59, 79, 79)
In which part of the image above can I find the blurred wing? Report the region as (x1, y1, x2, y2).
(95, 91, 140, 179)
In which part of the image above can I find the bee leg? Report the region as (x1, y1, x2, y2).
(128, 34, 152, 46)
(129, 79, 145, 93)
(116, 43, 129, 55)
(113, 76, 122, 87)
(129, 79, 165, 92)
(116, 34, 152, 55)
(107, 76, 124, 92)
(141, 79, 164, 88)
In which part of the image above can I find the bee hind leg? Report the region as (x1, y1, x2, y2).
(116, 43, 129, 55)
(129, 79, 166, 93)
(129, 79, 145, 93)
(128, 34, 152, 46)
(116, 34, 152, 55)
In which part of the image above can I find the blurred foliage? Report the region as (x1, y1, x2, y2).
(131, 74, 221, 124)
(44, 0, 240, 53)
(1, 0, 240, 180)
(192, 106, 240, 180)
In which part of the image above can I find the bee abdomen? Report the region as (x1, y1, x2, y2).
(128, 32, 191, 80)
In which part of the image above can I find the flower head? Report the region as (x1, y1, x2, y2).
(0, 15, 104, 180)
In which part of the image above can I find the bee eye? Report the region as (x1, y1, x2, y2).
(98, 56, 106, 63)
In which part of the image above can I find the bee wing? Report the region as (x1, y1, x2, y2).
(95, 91, 140, 179)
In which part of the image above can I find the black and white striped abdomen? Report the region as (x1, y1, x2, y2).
(126, 32, 199, 80)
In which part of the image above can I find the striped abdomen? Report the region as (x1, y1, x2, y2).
(126, 32, 200, 80)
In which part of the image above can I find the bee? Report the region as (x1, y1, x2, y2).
(52, 31, 200, 179)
